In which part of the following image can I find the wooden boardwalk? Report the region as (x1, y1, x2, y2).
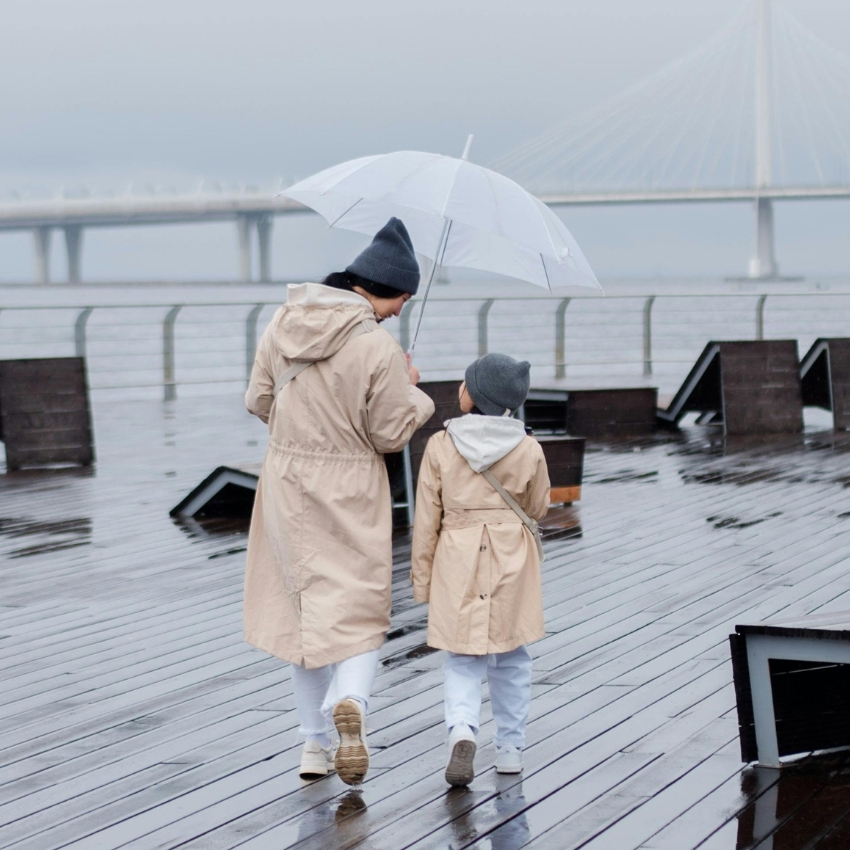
(3, 399, 850, 849)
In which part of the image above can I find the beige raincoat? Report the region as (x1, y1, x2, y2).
(244, 283, 434, 668)
(411, 416, 551, 656)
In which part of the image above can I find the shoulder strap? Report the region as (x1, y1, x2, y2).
(272, 360, 312, 397)
(481, 468, 545, 562)
(272, 318, 377, 399)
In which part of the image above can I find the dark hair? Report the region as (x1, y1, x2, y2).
(322, 271, 406, 300)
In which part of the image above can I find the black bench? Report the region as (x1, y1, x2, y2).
(800, 338, 850, 430)
(730, 613, 850, 767)
(658, 341, 803, 435)
(0, 357, 94, 470)
(524, 387, 658, 438)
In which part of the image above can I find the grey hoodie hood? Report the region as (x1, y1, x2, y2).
(272, 283, 377, 363)
(446, 414, 527, 473)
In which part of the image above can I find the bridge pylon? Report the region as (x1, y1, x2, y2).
(749, 197, 777, 279)
(749, 0, 778, 279)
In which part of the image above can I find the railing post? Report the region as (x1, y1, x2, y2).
(74, 307, 94, 359)
(399, 299, 415, 353)
(478, 299, 495, 357)
(643, 295, 656, 377)
(554, 298, 571, 379)
(245, 304, 264, 383)
(163, 306, 182, 401)
(756, 294, 767, 340)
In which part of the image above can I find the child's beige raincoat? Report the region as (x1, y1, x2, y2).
(411, 415, 550, 655)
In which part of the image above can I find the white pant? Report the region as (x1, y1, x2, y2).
(443, 646, 533, 749)
(290, 649, 380, 738)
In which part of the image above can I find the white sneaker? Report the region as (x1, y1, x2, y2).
(445, 723, 477, 787)
(299, 740, 335, 780)
(333, 698, 369, 786)
(495, 745, 523, 774)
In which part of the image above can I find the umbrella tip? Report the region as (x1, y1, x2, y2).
(461, 135, 474, 161)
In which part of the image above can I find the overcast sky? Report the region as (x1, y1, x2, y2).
(1, 0, 848, 283)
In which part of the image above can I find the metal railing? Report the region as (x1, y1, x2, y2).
(1, 292, 848, 400)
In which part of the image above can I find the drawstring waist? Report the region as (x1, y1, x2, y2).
(440, 507, 523, 530)
(267, 439, 380, 464)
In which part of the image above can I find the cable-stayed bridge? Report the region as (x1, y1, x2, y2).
(494, 0, 850, 281)
(1, 0, 848, 284)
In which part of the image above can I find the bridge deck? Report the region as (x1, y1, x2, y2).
(2, 397, 850, 849)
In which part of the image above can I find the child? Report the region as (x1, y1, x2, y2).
(411, 353, 551, 786)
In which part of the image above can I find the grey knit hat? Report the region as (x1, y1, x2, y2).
(465, 353, 531, 416)
(346, 217, 420, 295)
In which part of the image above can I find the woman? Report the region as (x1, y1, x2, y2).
(244, 217, 434, 786)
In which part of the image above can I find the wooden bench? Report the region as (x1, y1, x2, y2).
(538, 435, 585, 504)
(410, 382, 586, 504)
(0, 357, 94, 470)
(800, 338, 850, 430)
(405, 380, 462, 485)
(658, 340, 803, 435)
(169, 464, 261, 519)
(524, 387, 658, 438)
(730, 613, 850, 767)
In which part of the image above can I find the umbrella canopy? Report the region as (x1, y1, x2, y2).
(282, 146, 601, 293)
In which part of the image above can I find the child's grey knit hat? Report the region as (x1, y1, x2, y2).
(465, 353, 531, 416)
(346, 217, 420, 295)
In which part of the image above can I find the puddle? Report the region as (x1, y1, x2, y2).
(736, 753, 850, 849)
(540, 504, 582, 541)
(586, 434, 685, 454)
(381, 643, 439, 669)
(683, 467, 811, 486)
(172, 516, 250, 540)
(208, 546, 248, 560)
(335, 790, 367, 821)
(708, 512, 782, 530)
(589, 469, 659, 484)
(0, 517, 92, 559)
(541, 524, 583, 542)
(386, 622, 427, 641)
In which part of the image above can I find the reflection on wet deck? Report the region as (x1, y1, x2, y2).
(3, 398, 850, 849)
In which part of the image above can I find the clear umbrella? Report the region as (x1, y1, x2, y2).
(281, 136, 601, 353)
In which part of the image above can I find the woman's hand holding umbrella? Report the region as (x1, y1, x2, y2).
(406, 352, 421, 386)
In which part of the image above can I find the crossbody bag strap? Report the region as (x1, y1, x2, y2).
(272, 361, 312, 397)
(272, 318, 378, 399)
(481, 468, 545, 563)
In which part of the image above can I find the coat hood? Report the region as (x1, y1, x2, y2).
(272, 283, 377, 362)
(446, 414, 527, 473)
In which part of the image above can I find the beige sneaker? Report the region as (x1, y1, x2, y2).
(299, 740, 335, 781)
(445, 723, 477, 787)
(333, 698, 369, 786)
(495, 745, 523, 774)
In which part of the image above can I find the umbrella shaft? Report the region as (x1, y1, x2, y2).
(409, 217, 451, 355)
